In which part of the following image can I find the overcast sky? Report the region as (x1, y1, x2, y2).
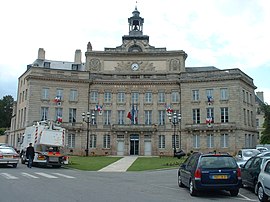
(1, 0, 269, 103)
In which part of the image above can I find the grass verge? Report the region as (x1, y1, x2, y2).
(127, 156, 186, 171)
(66, 156, 122, 171)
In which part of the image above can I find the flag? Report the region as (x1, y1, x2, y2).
(164, 103, 173, 115)
(57, 116, 62, 123)
(54, 96, 61, 103)
(95, 104, 103, 115)
(127, 104, 138, 124)
(207, 96, 214, 105)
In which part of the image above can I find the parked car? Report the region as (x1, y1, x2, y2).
(0, 146, 20, 168)
(257, 159, 270, 201)
(236, 149, 261, 167)
(241, 155, 270, 193)
(256, 152, 270, 157)
(256, 147, 269, 153)
(178, 152, 242, 196)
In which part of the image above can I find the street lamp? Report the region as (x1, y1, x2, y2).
(82, 111, 95, 156)
(168, 112, 181, 156)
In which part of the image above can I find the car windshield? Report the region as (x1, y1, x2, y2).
(200, 156, 238, 169)
(243, 150, 260, 157)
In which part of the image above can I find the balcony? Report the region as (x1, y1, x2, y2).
(111, 124, 158, 133)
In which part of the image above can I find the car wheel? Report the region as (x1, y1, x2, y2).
(12, 164, 17, 168)
(230, 189, 239, 196)
(258, 184, 268, 202)
(189, 180, 197, 196)
(178, 173, 184, 187)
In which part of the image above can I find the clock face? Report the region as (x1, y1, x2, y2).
(131, 63, 139, 71)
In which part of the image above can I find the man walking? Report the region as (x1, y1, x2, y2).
(26, 143, 35, 168)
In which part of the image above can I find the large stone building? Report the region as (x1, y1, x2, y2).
(8, 7, 258, 156)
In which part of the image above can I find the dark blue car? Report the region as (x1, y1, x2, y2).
(178, 152, 242, 196)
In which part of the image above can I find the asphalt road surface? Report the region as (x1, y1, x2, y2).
(0, 163, 260, 202)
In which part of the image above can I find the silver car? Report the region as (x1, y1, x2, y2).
(0, 146, 20, 168)
(236, 149, 260, 166)
(257, 159, 270, 201)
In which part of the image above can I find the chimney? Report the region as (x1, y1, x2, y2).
(38, 48, 45, 60)
(74, 49, 82, 64)
(256, 91, 264, 102)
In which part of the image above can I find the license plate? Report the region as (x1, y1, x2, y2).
(3, 155, 12, 159)
(49, 157, 59, 162)
(213, 175, 228, 179)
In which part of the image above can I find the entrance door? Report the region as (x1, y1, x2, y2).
(130, 134, 139, 155)
(117, 141, 124, 156)
(144, 141, 152, 156)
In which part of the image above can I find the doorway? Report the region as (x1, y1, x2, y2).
(130, 134, 139, 155)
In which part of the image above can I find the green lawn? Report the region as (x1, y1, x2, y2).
(67, 156, 122, 171)
(127, 156, 186, 171)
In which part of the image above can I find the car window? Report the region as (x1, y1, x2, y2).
(265, 161, 270, 174)
(0, 147, 16, 154)
(199, 156, 238, 169)
(244, 157, 254, 169)
(243, 150, 260, 157)
(186, 155, 198, 170)
(251, 158, 262, 169)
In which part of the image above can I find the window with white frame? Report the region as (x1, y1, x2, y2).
(192, 109, 200, 124)
(103, 110, 111, 125)
(158, 92, 165, 103)
(221, 107, 229, 123)
(131, 92, 139, 103)
(206, 108, 214, 121)
(159, 135, 165, 149)
(69, 89, 78, 101)
(171, 91, 180, 103)
(220, 88, 228, 100)
(193, 134, 200, 148)
(172, 135, 179, 149)
(41, 107, 49, 121)
(220, 133, 229, 148)
(243, 108, 246, 125)
(68, 134, 75, 148)
(192, 90, 199, 101)
(206, 89, 213, 98)
(42, 88, 49, 100)
(69, 108, 76, 123)
(56, 89, 63, 100)
(103, 134, 111, 148)
(117, 92, 125, 103)
(117, 110, 125, 125)
(145, 92, 152, 103)
(144, 110, 152, 125)
(90, 91, 98, 103)
(207, 134, 214, 148)
(104, 92, 112, 103)
(55, 108, 63, 121)
(158, 110, 166, 125)
(90, 134, 97, 148)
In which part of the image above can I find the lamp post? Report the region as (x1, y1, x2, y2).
(168, 112, 181, 156)
(82, 111, 95, 156)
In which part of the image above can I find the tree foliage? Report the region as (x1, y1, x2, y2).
(0, 95, 14, 128)
(260, 103, 270, 144)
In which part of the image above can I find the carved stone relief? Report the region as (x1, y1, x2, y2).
(169, 58, 180, 71)
(89, 58, 101, 71)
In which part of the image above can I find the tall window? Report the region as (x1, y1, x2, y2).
(117, 92, 125, 103)
(171, 91, 180, 103)
(90, 91, 98, 103)
(192, 109, 200, 124)
(220, 88, 228, 100)
(145, 92, 152, 103)
(68, 134, 75, 148)
(221, 107, 229, 123)
(103, 110, 111, 125)
(192, 90, 199, 101)
(193, 134, 200, 148)
(117, 110, 125, 125)
(243, 109, 246, 125)
(103, 134, 111, 148)
(69, 89, 78, 101)
(207, 134, 214, 148)
(144, 110, 152, 125)
(56, 89, 63, 100)
(206, 108, 214, 122)
(131, 92, 139, 103)
(158, 92, 165, 103)
(158, 110, 166, 125)
(55, 108, 63, 121)
(90, 134, 97, 148)
(41, 107, 49, 121)
(159, 135, 165, 149)
(220, 134, 229, 148)
(172, 135, 179, 149)
(25, 89, 28, 100)
(42, 88, 49, 100)
(104, 92, 112, 103)
(206, 89, 213, 98)
(69, 108, 76, 123)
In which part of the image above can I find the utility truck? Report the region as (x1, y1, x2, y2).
(20, 121, 68, 167)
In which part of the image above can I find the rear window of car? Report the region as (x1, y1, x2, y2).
(199, 156, 238, 169)
(243, 150, 260, 157)
(0, 148, 16, 154)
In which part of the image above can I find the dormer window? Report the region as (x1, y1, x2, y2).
(44, 62, 50, 68)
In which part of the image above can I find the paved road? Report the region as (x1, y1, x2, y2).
(0, 164, 260, 202)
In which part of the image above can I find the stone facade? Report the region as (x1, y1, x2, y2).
(7, 7, 258, 156)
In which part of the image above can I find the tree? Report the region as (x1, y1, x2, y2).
(0, 95, 14, 128)
(260, 103, 270, 144)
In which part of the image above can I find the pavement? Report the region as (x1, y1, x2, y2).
(98, 156, 138, 172)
